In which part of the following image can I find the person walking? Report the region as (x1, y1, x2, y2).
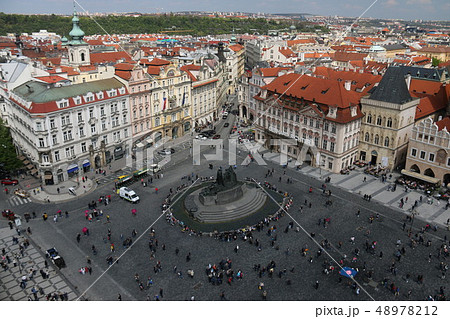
(315, 280, 319, 289)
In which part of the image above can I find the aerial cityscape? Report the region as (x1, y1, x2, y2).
(0, 0, 450, 307)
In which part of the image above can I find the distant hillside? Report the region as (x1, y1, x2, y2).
(0, 13, 324, 36)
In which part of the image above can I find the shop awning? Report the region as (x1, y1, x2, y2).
(67, 164, 79, 174)
(26, 164, 34, 170)
(133, 168, 149, 177)
(136, 142, 145, 148)
(23, 160, 30, 165)
(82, 159, 90, 167)
(18, 155, 26, 161)
(30, 169, 38, 175)
(401, 169, 440, 185)
(44, 174, 53, 180)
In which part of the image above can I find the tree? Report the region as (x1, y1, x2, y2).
(432, 57, 442, 67)
(0, 118, 22, 172)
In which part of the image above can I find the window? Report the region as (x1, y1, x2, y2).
(52, 134, 57, 145)
(384, 137, 390, 147)
(65, 147, 70, 158)
(420, 151, 426, 159)
(54, 151, 60, 162)
(91, 124, 96, 134)
(101, 107, 105, 116)
(124, 128, 128, 138)
(429, 153, 435, 162)
(42, 154, 49, 163)
(376, 116, 382, 126)
(81, 142, 87, 153)
(324, 122, 329, 131)
(102, 120, 107, 131)
(448, 157, 450, 166)
(411, 148, 417, 157)
(309, 119, 314, 127)
(78, 112, 83, 122)
(50, 119, 55, 129)
(374, 135, 379, 144)
(316, 121, 320, 129)
(38, 138, 45, 148)
(331, 125, 336, 134)
(365, 132, 370, 142)
(89, 108, 94, 118)
(79, 126, 84, 137)
(387, 118, 392, 128)
(36, 122, 42, 131)
(328, 162, 333, 169)
(112, 116, 119, 127)
(123, 113, 127, 124)
(103, 135, 108, 145)
(330, 142, 335, 152)
(323, 140, 328, 150)
(366, 114, 372, 123)
(303, 117, 308, 125)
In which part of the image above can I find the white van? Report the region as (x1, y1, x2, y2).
(149, 164, 161, 174)
(119, 187, 140, 203)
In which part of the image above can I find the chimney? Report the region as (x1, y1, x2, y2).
(405, 73, 411, 90)
(344, 80, 351, 91)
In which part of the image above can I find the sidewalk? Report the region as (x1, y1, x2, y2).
(19, 175, 96, 204)
(0, 227, 77, 301)
(238, 141, 450, 228)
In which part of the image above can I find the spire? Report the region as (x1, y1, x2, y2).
(68, 6, 86, 45)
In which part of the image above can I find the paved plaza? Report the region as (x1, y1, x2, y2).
(1, 112, 449, 301)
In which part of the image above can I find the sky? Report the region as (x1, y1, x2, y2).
(0, 0, 449, 20)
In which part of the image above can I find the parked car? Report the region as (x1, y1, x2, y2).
(212, 134, 221, 139)
(1, 179, 18, 185)
(158, 148, 175, 155)
(45, 247, 66, 269)
(224, 123, 230, 127)
(195, 134, 207, 140)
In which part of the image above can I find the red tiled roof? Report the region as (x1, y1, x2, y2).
(436, 116, 450, 132)
(147, 66, 162, 75)
(287, 39, 316, 46)
(115, 62, 135, 71)
(260, 73, 365, 123)
(193, 79, 218, 88)
(333, 51, 367, 62)
(78, 65, 97, 72)
(34, 75, 68, 84)
(259, 67, 292, 77)
(90, 51, 132, 64)
(228, 44, 244, 52)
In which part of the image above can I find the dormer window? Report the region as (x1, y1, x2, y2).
(350, 106, 357, 117)
(118, 87, 125, 95)
(73, 96, 82, 105)
(107, 89, 117, 97)
(327, 107, 337, 119)
(57, 99, 69, 109)
(96, 92, 104, 100)
(84, 93, 94, 103)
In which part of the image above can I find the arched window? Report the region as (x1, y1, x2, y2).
(366, 114, 372, 124)
(377, 116, 382, 126)
(81, 52, 85, 61)
(384, 136, 389, 147)
(387, 117, 392, 128)
(374, 134, 379, 144)
(364, 132, 370, 142)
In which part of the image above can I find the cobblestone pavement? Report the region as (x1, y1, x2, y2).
(0, 227, 77, 301)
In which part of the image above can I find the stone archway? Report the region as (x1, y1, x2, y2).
(410, 164, 420, 174)
(44, 170, 54, 185)
(444, 174, 450, 187)
(424, 168, 435, 178)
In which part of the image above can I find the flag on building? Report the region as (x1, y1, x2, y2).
(162, 97, 167, 111)
(182, 92, 186, 106)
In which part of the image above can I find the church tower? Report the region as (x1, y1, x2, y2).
(67, 9, 90, 66)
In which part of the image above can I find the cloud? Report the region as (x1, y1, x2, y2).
(384, 0, 399, 6)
